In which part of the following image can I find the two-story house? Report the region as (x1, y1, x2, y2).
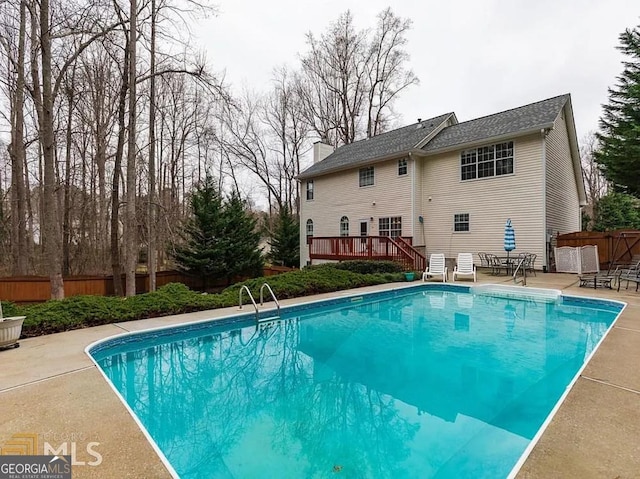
(298, 94, 586, 271)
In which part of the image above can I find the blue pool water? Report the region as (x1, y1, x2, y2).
(90, 285, 622, 479)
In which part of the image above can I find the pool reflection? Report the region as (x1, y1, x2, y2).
(97, 290, 617, 479)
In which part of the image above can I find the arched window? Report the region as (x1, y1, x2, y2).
(306, 219, 314, 244)
(340, 216, 349, 236)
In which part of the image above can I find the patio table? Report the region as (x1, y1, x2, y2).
(495, 256, 516, 275)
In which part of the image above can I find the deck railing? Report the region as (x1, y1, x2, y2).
(309, 236, 425, 271)
(394, 236, 426, 272)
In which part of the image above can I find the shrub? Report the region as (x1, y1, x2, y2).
(0, 301, 20, 318)
(310, 260, 405, 275)
(16, 267, 406, 338)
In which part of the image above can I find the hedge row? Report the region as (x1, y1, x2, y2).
(3, 263, 407, 338)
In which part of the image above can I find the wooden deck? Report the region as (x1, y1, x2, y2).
(308, 236, 426, 271)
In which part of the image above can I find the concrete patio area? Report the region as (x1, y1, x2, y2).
(1, 271, 640, 478)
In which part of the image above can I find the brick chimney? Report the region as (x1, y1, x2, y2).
(313, 141, 334, 164)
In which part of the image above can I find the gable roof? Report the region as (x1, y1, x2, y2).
(299, 94, 571, 180)
(422, 94, 570, 153)
(298, 113, 454, 179)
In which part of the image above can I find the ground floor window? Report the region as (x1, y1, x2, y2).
(340, 216, 349, 236)
(306, 219, 314, 243)
(454, 213, 470, 232)
(379, 216, 402, 238)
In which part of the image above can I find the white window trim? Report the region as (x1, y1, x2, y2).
(453, 213, 470, 233)
(379, 216, 402, 238)
(359, 166, 375, 188)
(397, 158, 408, 177)
(340, 216, 349, 236)
(306, 180, 314, 201)
(459, 140, 516, 182)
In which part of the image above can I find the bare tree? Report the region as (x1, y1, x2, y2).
(299, 10, 367, 146)
(124, 0, 138, 296)
(2, 0, 30, 275)
(298, 8, 418, 147)
(220, 93, 281, 212)
(77, 44, 120, 271)
(147, 0, 157, 291)
(262, 67, 309, 215)
(365, 8, 418, 138)
(34, 0, 66, 298)
(581, 131, 609, 228)
(22, 0, 125, 298)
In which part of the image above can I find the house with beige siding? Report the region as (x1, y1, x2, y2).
(298, 94, 586, 271)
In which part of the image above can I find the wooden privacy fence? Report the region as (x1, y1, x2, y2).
(0, 266, 295, 303)
(555, 230, 640, 270)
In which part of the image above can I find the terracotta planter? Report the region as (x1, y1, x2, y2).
(0, 316, 25, 348)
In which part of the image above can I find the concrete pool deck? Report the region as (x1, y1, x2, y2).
(1, 272, 639, 478)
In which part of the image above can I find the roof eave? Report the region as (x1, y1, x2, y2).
(561, 97, 588, 205)
(297, 149, 420, 180)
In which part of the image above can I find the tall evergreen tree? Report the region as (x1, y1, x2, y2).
(219, 191, 264, 285)
(592, 192, 640, 231)
(268, 206, 300, 267)
(171, 176, 225, 289)
(596, 25, 640, 195)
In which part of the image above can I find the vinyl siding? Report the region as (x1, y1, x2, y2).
(420, 134, 546, 267)
(546, 109, 580, 236)
(300, 158, 414, 266)
(413, 157, 425, 245)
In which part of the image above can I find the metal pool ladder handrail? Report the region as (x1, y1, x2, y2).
(239, 283, 280, 321)
(260, 283, 281, 315)
(239, 285, 259, 319)
(513, 256, 527, 286)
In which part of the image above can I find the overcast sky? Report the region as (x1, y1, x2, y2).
(193, 0, 639, 150)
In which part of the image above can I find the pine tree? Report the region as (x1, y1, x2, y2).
(268, 206, 300, 267)
(171, 176, 225, 289)
(219, 191, 264, 285)
(596, 25, 640, 195)
(592, 192, 640, 231)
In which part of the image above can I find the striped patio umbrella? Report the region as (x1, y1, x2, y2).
(504, 218, 516, 261)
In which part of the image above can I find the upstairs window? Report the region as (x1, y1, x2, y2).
(379, 216, 402, 238)
(454, 213, 470, 232)
(340, 216, 349, 236)
(359, 166, 374, 187)
(460, 141, 514, 181)
(398, 158, 408, 176)
(306, 180, 314, 200)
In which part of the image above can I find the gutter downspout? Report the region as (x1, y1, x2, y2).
(541, 128, 548, 272)
(409, 152, 416, 244)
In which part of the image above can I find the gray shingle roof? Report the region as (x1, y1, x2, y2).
(298, 113, 454, 179)
(298, 94, 570, 179)
(422, 94, 569, 152)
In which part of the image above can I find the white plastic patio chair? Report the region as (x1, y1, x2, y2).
(452, 253, 476, 282)
(422, 253, 448, 282)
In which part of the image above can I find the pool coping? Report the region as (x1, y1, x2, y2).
(84, 281, 627, 479)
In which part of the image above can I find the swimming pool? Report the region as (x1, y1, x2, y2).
(88, 284, 624, 478)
